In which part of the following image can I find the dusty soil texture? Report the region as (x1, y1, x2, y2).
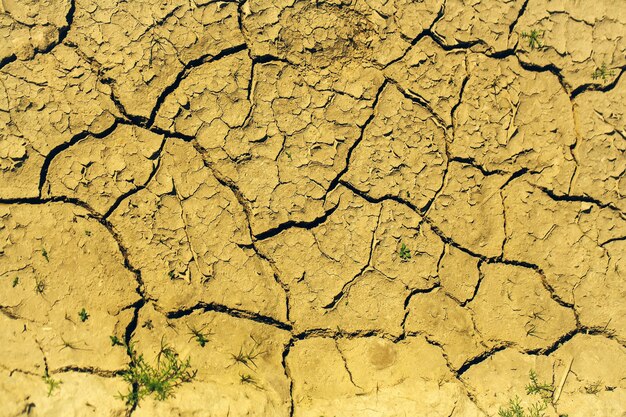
(1, 0, 625, 416)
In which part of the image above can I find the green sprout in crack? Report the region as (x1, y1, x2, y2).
(187, 323, 211, 348)
(12, 276, 19, 287)
(43, 372, 61, 397)
(78, 308, 89, 322)
(592, 63, 615, 83)
(526, 370, 554, 400)
(521, 29, 544, 50)
(118, 338, 196, 407)
(398, 242, 411, 262)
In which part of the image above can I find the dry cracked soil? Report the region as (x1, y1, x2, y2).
(1, 0, 625, 416)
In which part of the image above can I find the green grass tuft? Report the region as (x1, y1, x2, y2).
(118, 338, 196, 406)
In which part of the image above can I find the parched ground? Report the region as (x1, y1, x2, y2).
(1, 0, 625, 416)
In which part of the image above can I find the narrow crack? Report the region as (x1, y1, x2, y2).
(0, 0, 75, 71)
(334, 340, 362, 389)
(146, 43, 248, 127)
(600, 235, 626, 247)
(281, 339, 295, 417)
(537, 185, 624, 215)
(456, 344, 510, 376)
(254, 203, 340, 241)
(102, 136, 167, 220)
(450, 156, 506, 176)
(509, 0, 530, 34)
(50, 366, 120, 378)
(323, 206, 382, 310)
(294, 328, 396, 341)
(326, 79, 388, 193)
(165, 302, 292, 331)
(38, 119, 121, 198)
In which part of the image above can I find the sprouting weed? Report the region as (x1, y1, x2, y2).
(592, 63, 615, 83)
(58, 336, 82, 352)
(585, 380, 603, 394)
(110, 335, 124, 346)
(43, 373, 61, 396)
(85, 230, 92, 236)
(498, 397, 524, 417)
(526, 370, 554, 400)
(521, 29, 544, 50)
(527, 401, 548, 417)
(239, 373, 259, 386)
(398, 242, 411, 261)
(168, 270, 176, 280)
(34, 277, 46, 295)
(186, 323, 211, 348)
(498, 396, 548, 417)
(230, 337, 262, 370)
(41, 247, 49, 262)
(142, 320, 154, 330)
(78, 308, 89, 322)
(12, 276, 19, 287)
(498, 370, 554, 417)
(525, 323, 538, 337)
(118, 338, 196, 406)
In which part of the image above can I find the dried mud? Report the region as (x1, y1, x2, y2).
(1, 0, 625, 416)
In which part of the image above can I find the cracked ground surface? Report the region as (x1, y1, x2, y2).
(0, 0, 625, 416)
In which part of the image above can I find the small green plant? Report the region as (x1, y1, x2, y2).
(118, 339, 196, 406)
(526, 370, 554, 400)
(41, 247, 49, 262)
(521, 29, 544, 49)
(592, 63, 615, 83)
(230, 337, 262, 370)
(34, 277, 46, 295)
(43, 372, 61, 396)
(527, 401, 548, 417)
(187, 323, 211, 348)
(85, 230, 92, 236)
(142, 319, 154, 330)
(497, 370, 554, 417)
(12, 276, 19, 287)
(498, 396, 547, 417)
(78, 308, 89, 322)
(499, 397, 524, 417)
(398, 242, 411, 261)
(168, 270, 176, 280)
(110, 335, 123, 346)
